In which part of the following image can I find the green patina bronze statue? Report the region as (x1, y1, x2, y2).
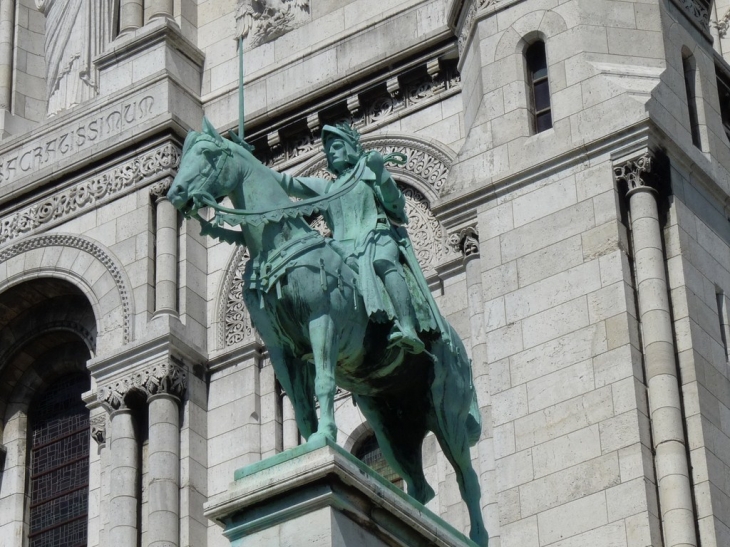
(168, 118, 488, 546)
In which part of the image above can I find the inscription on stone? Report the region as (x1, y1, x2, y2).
(0, 93, 159, 187)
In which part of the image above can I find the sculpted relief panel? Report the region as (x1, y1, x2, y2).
(236, 0, 311, 50)
(36, 0, 119, 116)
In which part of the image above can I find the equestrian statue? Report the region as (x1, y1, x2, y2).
(167, 118, 488, 546)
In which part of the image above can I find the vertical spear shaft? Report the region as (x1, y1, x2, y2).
(239, 36, 245, 140)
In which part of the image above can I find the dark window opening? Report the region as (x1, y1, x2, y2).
(717, 68, 730, 142)
(28, 373, 90, 547)
(526, 41, 552, 133)
(683, 55, 702, 148)
(354, 434, 404, 489)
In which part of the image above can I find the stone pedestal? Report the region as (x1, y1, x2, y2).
(205, 437, 476, 547)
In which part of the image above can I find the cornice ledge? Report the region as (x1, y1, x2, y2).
(434, 122, 653, 227)
(88, 324, 206, 385)
(208, 339, 265, 374)
(97, 17, 205, 70)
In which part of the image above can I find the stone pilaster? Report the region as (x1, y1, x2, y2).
(282, 394, 299, 450)
(119, 0, 143, 34)
(109, 408, 138, 547)
(615, 153, 697, 547)
(149, 0, 174, 20)
(0, 0, 14, 110)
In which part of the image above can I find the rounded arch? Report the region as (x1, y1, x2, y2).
(494, 10, 568, 61)
(215, 245, 253, 351)
(344, 421, 373, 453)
(0, 233, 134, 353)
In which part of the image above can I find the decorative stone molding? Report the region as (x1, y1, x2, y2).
(0, 234, 133, 343)
(97, 360, 187, 410)
(90, 415, 107, 446)
(236, 0, 311, 50)
(449, 226, 480, 257)
(673, 0, 711, 31)
(613, 154, 654, 192)
(457, 0, 499, 54)
(247, 51, 460, 170)
(149, 177, 174, 202)
(220, 247, 254, 349)
(0, 143, 181, 245)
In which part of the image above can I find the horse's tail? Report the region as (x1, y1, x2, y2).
(466, 389, 482, 446)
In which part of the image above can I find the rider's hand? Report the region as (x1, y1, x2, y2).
(366, 151, 386, 182)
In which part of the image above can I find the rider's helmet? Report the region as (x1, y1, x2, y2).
(321, 123, 363, 173)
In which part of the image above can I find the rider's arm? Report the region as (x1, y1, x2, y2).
(366, 151, 409, 225)
(274, 171, 329, 198)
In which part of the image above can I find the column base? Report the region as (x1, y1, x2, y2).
(205, 436, 476, 547)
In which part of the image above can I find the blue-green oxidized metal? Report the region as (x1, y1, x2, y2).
(168, 119, 488, 546)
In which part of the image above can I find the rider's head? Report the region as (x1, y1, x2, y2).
(322, 124, 362, 175)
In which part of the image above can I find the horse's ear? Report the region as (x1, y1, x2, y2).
(202, 117, 224, 144)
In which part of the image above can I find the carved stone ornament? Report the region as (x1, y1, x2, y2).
(149, 178, 173, 201)
(0, 234, 133, 343)
(458, 0, 499, 54)
(716, 8, 730, 37)
(675, 0, 710, 31)
(613, 154, 654, 192)
(90, 415, 107, 445)
(236, 0, 311, 50)
(97, 361, 187, 410)
(0, 143, 181, 245)
(449, 226, 480, 257)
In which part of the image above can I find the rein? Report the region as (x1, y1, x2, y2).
(186, 146, 407, 239)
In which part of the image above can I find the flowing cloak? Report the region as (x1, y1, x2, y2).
(36, 0, 118, 116)
(278, 160, 447, 340)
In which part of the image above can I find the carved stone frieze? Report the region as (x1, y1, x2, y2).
(0, 143, 181, 244)
(0, 234, 133, 343)
(97, 360, 187, 409)
(236, 0, 311, 50)
(613, 154, 654, 192)
(248, 55, 460, 169)
(221, 247, 254, 348)
(449, 226, 480, 257)
(90, 415, 107, 445)
(675, 0, 710, 31)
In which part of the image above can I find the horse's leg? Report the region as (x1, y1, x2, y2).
(428, 343, 488, 547)
(268, 348, 318, 440)
(307, 314, 339, 442)
(354, 394, 434, 504)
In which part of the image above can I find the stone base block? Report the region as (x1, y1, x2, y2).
(205, 436, 475, 547)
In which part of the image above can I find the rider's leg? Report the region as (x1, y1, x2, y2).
(373, 254, 424, 354)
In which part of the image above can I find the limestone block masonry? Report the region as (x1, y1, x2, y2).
(1, 1, 730, 547)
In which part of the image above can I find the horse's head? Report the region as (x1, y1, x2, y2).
(168, 118, 244, 218)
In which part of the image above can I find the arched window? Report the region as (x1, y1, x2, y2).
(525, 41, 552, 133)
(27, 373, 90, 547)
(354, 433, 403, 489)
(682, 53, 702, 149)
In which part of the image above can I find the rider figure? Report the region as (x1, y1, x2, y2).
(273, 124, 427, 354)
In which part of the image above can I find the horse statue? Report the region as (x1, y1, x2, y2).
(167, 118, 488, 546)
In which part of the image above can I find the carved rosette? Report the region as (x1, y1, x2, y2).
(613, 154, 654, 193)
(98, 361, 187, 409)
(449, 226, 480, 257)
(90, 415, 107, 446)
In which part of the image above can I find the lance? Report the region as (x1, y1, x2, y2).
(238, 35, 245, 140)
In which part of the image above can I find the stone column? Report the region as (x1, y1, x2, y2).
(108, 408, 138, 547)
(147, 362, 187, 547)
(615, 155, 697, 547)
(151, 179, 178, 316)
(282, 394, 299, 450)
(0, 0, 14, 110)
(119, 0, 143, 34)
(148, 0, 174, 20)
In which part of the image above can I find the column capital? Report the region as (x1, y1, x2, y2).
(150, 177, 173, 203)
(98, 359, 187, 410)
(449, 226, 480, 258)
(613, 153, 656, 194)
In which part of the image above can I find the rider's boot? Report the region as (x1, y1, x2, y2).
(382, 269, 425, 354)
